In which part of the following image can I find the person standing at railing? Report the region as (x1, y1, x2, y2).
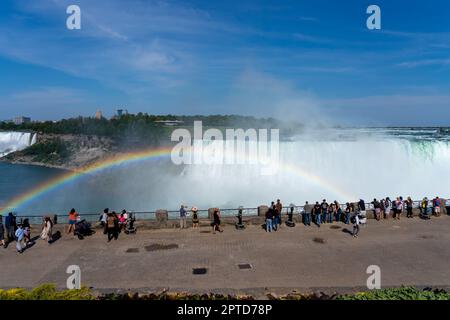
(179, 205, 187, 229)
(5, 212, 16, 243)
(384, 197, 392, 219)
(334, 201, 341, 223)
(275, 199, 283, 228)
(40, 216, 53, 243)
(433, 197, 441, 217)
(0, 215, 5, 248)
(271, 202, 278, 231)
(313, 202, 322, 227)
(265, 207, 274, 232)
(321, 199, 328, 224)
(394, 197, 403, 220)
(358, 199, 366, 217)
(344, 203, 351, 224)
(303, 201, 312, 226)
(406, 197, 414, 218)
(191, 207, 199, 229)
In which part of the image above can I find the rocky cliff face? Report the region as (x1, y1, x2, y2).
(1, 133, 118, 170)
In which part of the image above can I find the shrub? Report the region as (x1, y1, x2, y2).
(0, 284, 94, 300)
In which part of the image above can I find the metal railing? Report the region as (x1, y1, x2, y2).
(3, 198, 447, 225)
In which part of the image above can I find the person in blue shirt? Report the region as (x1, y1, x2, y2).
(15, 223, 25, 253)
(179, 205, 187, 229)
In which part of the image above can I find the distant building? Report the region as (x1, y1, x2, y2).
(14, 116, 31, 125)
(154, 120, 184, 126)
(117, 109, 128, 117)
(95, 110, 103, 120)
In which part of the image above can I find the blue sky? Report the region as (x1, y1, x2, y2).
(0, 0, 449, 125)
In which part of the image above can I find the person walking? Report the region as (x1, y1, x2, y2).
(67, 208, 78, 235)
(15, 223, 25, 253)
(22, 218, 31, 246)
(351, 213, 360, 238)
(0, 215, 6, 248)
(179, 205, 187, 229)
(105, 211, 119, 242)
(211, 208, 223, 234)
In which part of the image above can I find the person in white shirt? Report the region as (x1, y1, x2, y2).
(351, 214, 360, 238)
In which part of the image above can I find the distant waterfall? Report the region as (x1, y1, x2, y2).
(0, 132, 37, 157)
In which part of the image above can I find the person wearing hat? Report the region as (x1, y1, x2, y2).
(191, 207, 199, 229)
(179, 205, 187, 229)
(15, 223, 25, 253)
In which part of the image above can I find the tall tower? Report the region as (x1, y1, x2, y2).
(95, 110, 103, 120)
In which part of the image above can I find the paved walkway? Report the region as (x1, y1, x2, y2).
(1, 216, 450, 296)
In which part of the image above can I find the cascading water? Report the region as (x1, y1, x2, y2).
(0, 128, 449, 216)
(0, 132, 37, 157)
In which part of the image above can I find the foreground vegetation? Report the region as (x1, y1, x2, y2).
(1, 284, 449, 300)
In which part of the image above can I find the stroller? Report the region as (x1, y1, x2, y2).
(124, 212, 137, 234)
(74, 219, 94, 240)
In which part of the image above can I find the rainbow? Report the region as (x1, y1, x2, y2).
(1, 146, 356, 214)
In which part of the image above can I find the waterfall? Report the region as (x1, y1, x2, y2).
(0, 132, 37, 157)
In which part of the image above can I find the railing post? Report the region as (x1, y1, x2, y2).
(155, 209, 168, 225)
(258, 205, 269, 217)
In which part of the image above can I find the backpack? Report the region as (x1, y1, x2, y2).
(107, 216, 116, 228)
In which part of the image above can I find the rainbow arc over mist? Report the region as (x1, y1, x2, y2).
(1, 146, 356, 214)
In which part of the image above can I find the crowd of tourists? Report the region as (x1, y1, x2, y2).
(1, 196, 449, 253)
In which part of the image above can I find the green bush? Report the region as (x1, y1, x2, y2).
(0, 284, 94, 300)
(337, 287, 450, 300)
